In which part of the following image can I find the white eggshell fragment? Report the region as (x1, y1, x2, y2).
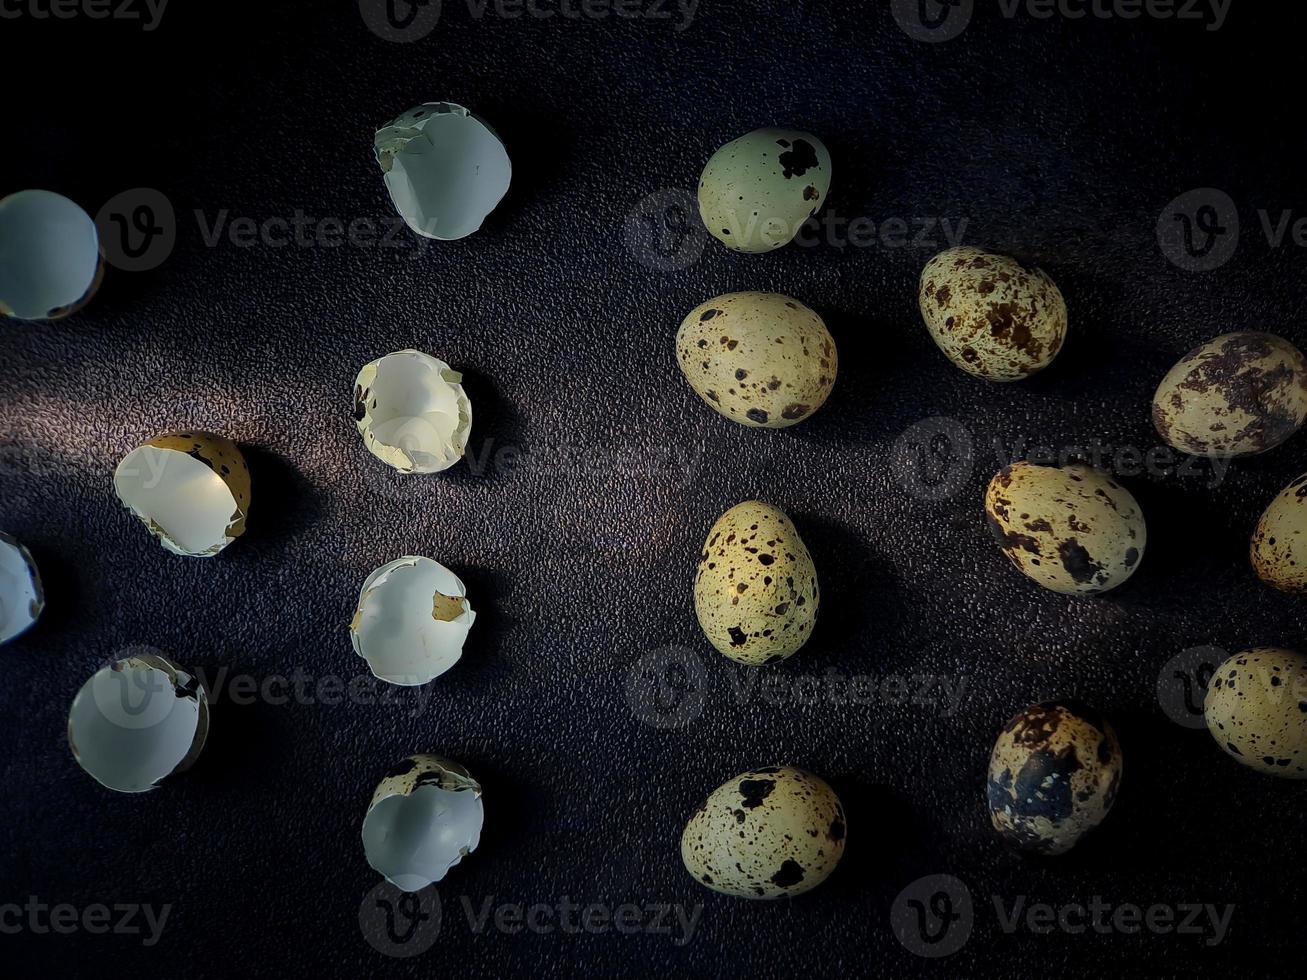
(681, 766, 846, 899)
(918, 247, 1068, 381)
(375, 102, 511, 241)
(698, 129, 831, 253)
(984, 462, 1146, 596)
(67, 651, 209, 793)
(1152, 332, 1307, 458)
(1251, 473, 1307, 593)
(0, 189, 102, 320)
(675, 291, 838, 428)
(355, 350, 472, 474)
(362, 754, 484, 892)
(351, 556, 476, 686)
(113, 432, 251, 557)
(0, 532, 43, 645)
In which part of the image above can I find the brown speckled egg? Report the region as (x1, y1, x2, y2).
(675, 292, 837, 429)
(681, 766, 846, 899)
(984, 463, 1145, 596)
(1152, 332, 1307, 458)
(694, 501, 818, 666)
(1204, 648, 1307, 779)
(918, 247, 1067, 381)
(1251, 473, 1307, 593)
(987, 700, 1122, 855)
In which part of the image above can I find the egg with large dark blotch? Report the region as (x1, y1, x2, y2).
(986, 700, 1122, 855)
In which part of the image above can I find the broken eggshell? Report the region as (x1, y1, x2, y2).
(113, 432, 251, 557)
(350, 556, 476, 686)
(0, 189, 103, 320)
(0, 532, 44, 644)
(374, 103, 511, 241)
(355, 350, 472, 474)
(68, 651, 209, 793)
(362, 754, 484, 892)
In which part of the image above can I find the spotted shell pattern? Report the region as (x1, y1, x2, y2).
(149, 431, 252, 537)
(681, 766, 846, 899)
(369, 754, 481, 809)
(1204, 648, 1307, 780)
(918, 247, 1067, 382)
(675, 292, 837, 429)
(694, 501, 819, 665)
(1152, 332, 1307, 458)
(1251, 473, 1307, 593)
(987, 701, 1123, 855)
(697, 129, 831, 253)
(984, 463, 1145, 596)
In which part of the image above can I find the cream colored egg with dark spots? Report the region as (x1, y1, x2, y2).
(675, 292, 837, 429)
(1152, 332, 1307, 458)
(693, 501, 818, 666)
(918, 247, 1067, 381)
(697, 129, 831, 253)
(983, 462, 1145, 596)
(987, 701, 1122, 855)
(681, 766, 846, 899)
(1204, 648, 1307, 779)
(1251, 473, 1307, 593)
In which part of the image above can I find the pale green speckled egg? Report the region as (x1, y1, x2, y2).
(1205, 648, 1307, 779)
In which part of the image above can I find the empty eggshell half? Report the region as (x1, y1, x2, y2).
(0, 189, 103, 320)
(0, 532, 44, 645)
(362, 754, 484, 892)
(68, 650, 209, 793)
(113, 432, 251, 557)
(374, 102, 511, 240)
(351, 556, 476, 686)
(355, 350, 472, 473)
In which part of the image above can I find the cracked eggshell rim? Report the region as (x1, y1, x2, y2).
(0, 189, 104, 320)
(362, 754, 484, 892)
(67, 651, 210, 794)
(113, 432, 251, 557)
(350, 556, 477, 686)
(0, 532, 44, 645)
(354, 350, 472, 474)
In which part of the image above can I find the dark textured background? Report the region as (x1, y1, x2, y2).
(2, 1, 1305, 976)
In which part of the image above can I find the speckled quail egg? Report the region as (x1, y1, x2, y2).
(362, 754, 484, 891)
(1152, 332, 1307, 458)
(1204, 648, 1307, 779)
(0, 532, 43, 645)
(675, 292, 837, 428)
(698, 129, 831, 252)
(918, 247, 1067, 381)
(681, 766, 846, 899)
(694, 501, 818, 666)
(1251, 473, 1307, 593)
(113, 432, 251, 557)
(987, 700, 1123, 855)
(984, 463, 1146, 595)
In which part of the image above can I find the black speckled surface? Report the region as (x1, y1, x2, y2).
(2, 2, 1305, 976)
